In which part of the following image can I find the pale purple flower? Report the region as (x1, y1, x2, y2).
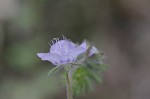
(37, 37, 99, 66)
(37, 39, 86, 65)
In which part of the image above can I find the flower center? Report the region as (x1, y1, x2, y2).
(50, 36, 71, 55)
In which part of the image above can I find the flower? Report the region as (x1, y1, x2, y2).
(37, 38, 86, 65)
(37, 37, 99, 66)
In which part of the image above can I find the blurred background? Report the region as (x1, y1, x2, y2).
(0, 0, 150, 99)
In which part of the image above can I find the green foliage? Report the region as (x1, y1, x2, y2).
(72, 67, 93, 95)
(48, 66, 63, 76)
(72, 53, 107, 96)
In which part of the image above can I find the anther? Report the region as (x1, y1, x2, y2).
(53, 38, 60, 42)
(57, 38, 59, 41)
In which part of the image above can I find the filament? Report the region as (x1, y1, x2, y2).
(62, 35, 67, 40)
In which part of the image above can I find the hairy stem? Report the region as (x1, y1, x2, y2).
(66, 66, 73, 99)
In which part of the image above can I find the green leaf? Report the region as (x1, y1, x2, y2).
(72, 67, 99, 96)
(48, 66, 61, 76)
(72, 51, 107, 96)
(69, 63, 86, 67)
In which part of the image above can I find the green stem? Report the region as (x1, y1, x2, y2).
(66, 66, 73, 99)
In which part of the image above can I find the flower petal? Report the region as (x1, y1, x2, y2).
(37, 53, 61, 65)
(67, 47, 86, 59)
(90, 46, 99, 56)
(50, 40, 76, 55)
(78, 41, 99, 56)
(79, 41, 87, 48)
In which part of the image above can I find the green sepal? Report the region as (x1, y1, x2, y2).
(48, 66, 62, 76)
(72, 52, 107, 96)
(72, 66, 103, 96)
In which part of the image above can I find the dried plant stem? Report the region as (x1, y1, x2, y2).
(66, 66, 73, 99)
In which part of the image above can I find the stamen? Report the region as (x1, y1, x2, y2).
(57, 38, 59, 41)
(53, 38, 60, 42)
(48, 42, 51, 46)
(62, 35, 67, 40)
(53, 38, 57, 42)
(51, 40, 54, 45)
(62, 35, 69, 54)
(53, 38, 61, 52)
